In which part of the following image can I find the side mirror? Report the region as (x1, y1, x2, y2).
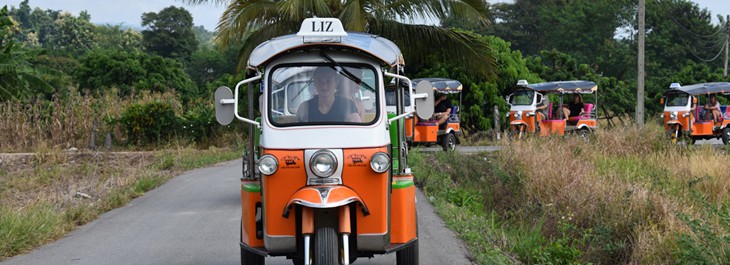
(659, 97, 664, 105)
(414, 80, 435, 120)
(536, 94, 543, 105)
(214, 86, 235, 125)
(505, 94, 512, 106)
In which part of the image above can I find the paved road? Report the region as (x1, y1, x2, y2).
(1, 160, 473, 265)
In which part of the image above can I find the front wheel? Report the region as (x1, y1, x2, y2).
(670, 126, 680, 144)
(396, 240, 419, 265)
(440, 133, 456, 151)
(722, 127, 730, 145)
(313, 227, 339, 265)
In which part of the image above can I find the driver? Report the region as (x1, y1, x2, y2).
(297, 66, 362, 123)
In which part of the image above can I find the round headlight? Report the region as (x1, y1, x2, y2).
(370, 152, 390, 173)
(258, 155, 278, 176)
(310, 150, 337, 178)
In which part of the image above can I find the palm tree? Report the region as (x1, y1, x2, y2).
(185, 0, 496, 79)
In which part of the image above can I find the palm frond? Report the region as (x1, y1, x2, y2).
(370, 20, 496, 80)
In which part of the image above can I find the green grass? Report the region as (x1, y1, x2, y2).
(0, 205, 66, 258)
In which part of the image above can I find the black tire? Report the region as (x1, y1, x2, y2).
(241, 248, 265, 265)
(313, 227, 339, 265)
(576, 128, 590, 140)
(440, 133, 456, 151)
(723, 127, 730, 145)
(396, 239, 419, 265)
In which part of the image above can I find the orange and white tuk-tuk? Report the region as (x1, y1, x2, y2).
(660, 82, 730, 144)
(214, 18, 423, 265)
(386, 78, 462, 151)
(506, 80, 598, 138)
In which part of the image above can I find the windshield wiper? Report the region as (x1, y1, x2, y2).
(319, 51, 376, 92)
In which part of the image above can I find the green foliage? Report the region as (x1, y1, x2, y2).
(0, 5, 57, 101)
(673, 189, 730, 264)
(45, 11, 96, 56)
(95, 24, 143, 52)
(186, 45, 238, 88)
(179, 100, 216, 143)
(75, 49, 197, 98)
(414, 33, 540, 131)
(141, 6, 199, 62)
(116, 101, 179, 145)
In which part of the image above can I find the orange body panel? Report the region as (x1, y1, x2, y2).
(390, 175, 417, 243)
(339, 206, 351, 234)
(576, 119, 597, 128)
(413, 125, 437, 142)
(261, 150, 306, 237)
(241, 180, 263, 247)
(342, 147, 389, 236)
(405, 117, 414, 138)
(692, 121, 714, 135)
(663, 111, 692, 132)
(539, 120, 566, 136)
(446, 123, 460, 132)
(509, 111, 538, 133)
(302, 207, 314, 234)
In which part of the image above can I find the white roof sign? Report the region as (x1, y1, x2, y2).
(297, 17, 348, 37)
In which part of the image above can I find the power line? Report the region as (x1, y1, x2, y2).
(654, 0, 727, 62)
(655, 0, 726, 39)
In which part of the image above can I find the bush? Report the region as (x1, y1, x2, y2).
(117, 101, 178, 144)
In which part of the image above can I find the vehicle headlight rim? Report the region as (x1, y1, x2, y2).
(370, 152, 390, 173)
(258, 155, 278, 176)
(310, 150, 337, 178)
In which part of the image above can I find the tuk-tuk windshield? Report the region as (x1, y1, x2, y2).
(269, 65, 378, 126)
(510, 90, 535, 106)
(666, 93, 690, 107)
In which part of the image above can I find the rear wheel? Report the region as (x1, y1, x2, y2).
(313, 227, 339, 265)
(723, 127, 730, 145)
(440, 133, 456, 151)
(396, 240, 419, 265)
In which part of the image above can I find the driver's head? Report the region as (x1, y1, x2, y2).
(710, 94, 717, 103)
(313, 66, 339, 95)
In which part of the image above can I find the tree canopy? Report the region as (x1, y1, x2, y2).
(141, 6, 199, 62)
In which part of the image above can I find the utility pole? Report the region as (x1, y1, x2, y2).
(723, 15, 730, 77)
(637, 0, 645, 125)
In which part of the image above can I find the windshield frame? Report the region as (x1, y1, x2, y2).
(267, 63, 380, 127)
(510, 90, 536, 106)
(665, 92, 690, 107)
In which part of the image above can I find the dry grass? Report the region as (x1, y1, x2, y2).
(0, 89, 182, 152)
(493, 124, 730, 264)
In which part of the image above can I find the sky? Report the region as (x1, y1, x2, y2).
(3, 0, 730, 31)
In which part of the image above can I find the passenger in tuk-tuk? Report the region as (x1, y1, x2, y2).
(562, 94, 585, 122)
(704, 94, 721, 122)
(296, 66, 362, 123)
(433, 92, 453, 126)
